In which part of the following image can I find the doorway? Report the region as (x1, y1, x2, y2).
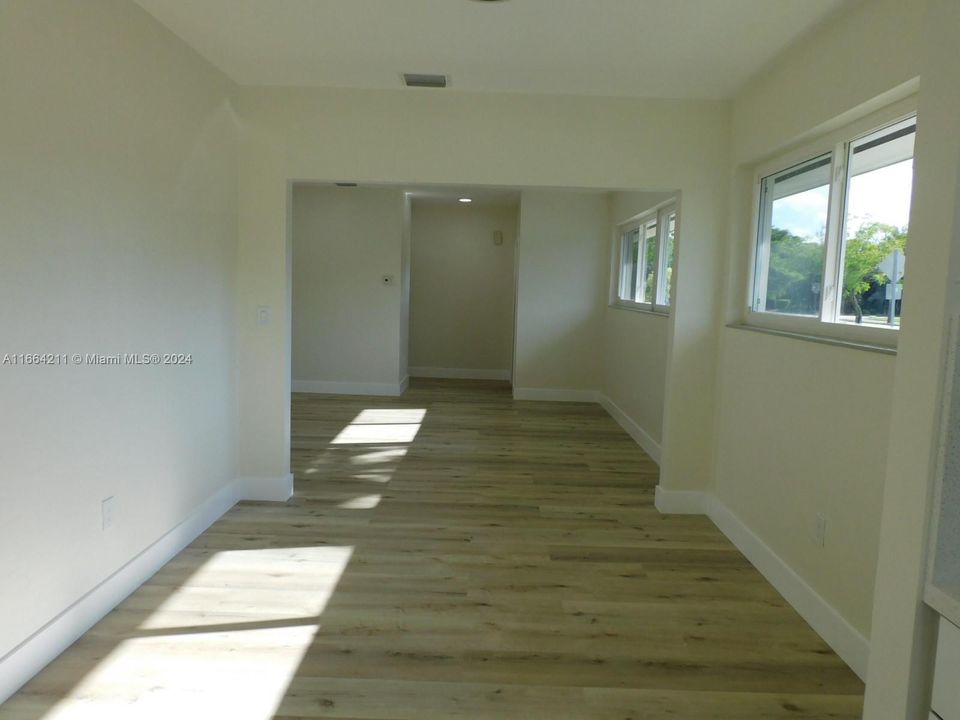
(407, 189, 519, 384)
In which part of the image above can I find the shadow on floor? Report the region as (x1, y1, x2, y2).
(3, 379, 863, 719)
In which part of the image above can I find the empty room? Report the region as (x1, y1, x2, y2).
(2, 1, 959, 719)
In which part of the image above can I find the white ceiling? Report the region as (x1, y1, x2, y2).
(135, 0, 846, 99)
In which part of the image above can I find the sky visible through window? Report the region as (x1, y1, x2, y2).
(845, 159, 913, 237)
(772, 160, 913, 242)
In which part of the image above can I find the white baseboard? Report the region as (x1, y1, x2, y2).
(706, 499, 869, 680)
(235, 473, 294, 503)
(410, 367, 511, 381)
(653, 487, 869, 680)
(399, 376, 410, 395)
(509, 388, 662, 464)
(0, 482, 238, 705)
(654, 485, 708, 514)
(292, 379, 404, 397)
(512, 387, 601, 402)
(598, 394, 662, 464)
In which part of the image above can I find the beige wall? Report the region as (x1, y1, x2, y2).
(400, 194, 412, 382)
(602, 309, 669, 445)
(514, 191, 608, 391)
(731, 0, 925, 166)
(602, 191, 677, 447)
(234, 87, 730, 492)
(409, 201, 517, 375)
(0, 0, 238, 663)
(714, 331, 894, 636)
(865, 0, 960, 716)
(716, 0, 933, 708)
(291, 185, 406, 391)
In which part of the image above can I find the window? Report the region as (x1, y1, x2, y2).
(614, 203, 678, 312)
(752, 113, 915, 338)
(755, 154, 831, 317)
(659, 208, 677, 306)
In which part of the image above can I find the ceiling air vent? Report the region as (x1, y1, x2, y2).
(403, 73, 448, 89)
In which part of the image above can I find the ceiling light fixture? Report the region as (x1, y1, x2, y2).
(459, 198, 473, 203)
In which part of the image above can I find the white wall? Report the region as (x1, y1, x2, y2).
(602, 191, 677, 449)
(713, 0, 928, 699)
(714, 332, 894, 637)
(0, 0, 238, 687)
(400, 194, 412, 383)
(731, 0, 924, 166)
(409, 201, 517, 377)
(291, 185, 406, 394)
(865, 1, 960, 716)
(234, 87, 730, 493)
(513, 191, 608, 392)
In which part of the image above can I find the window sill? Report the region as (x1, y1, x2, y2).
(610, 302, 669, 318)
(728, 323, 897, 356)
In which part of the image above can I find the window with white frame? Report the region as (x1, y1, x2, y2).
(752, 114, 915, 336)
(615, 204, 677, 311)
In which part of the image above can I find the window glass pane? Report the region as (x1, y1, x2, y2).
(619, 228, 641, 302)
(839, 119, 914, 326)
(642, 220, 658, 303)
(755, 154, 831, 316)
(662, 211, 676, 305)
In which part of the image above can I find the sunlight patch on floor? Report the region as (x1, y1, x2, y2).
(331, 423, 420, 444)
(35, 546, 354, 720)
(331, 408, 426, 445)
(351, 408, 427, 424)
(338, 493, 382, 509)
(349, 471, 394, 483)
(144, 546, 354, 624)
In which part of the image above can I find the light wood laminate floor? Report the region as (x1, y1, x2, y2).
(3, 379, 864, 719)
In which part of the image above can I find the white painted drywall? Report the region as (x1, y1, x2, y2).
(0, 0, 238, 669)
(409, 201, 517, 376)
(291, 185, 405, 391)
(514, 192, 608, 391)
(233, 88, 730, 493)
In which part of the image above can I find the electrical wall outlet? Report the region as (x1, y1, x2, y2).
(102, 496, 116, 531)
(813, 512, 827, 547)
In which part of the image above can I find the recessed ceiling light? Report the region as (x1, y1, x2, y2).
(459, 198, 473, 203)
